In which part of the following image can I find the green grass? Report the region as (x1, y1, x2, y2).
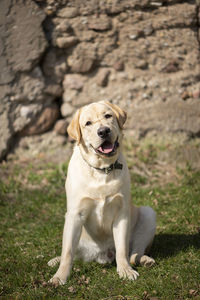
(0, 158, 200, 300)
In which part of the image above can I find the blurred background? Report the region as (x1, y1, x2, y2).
(1, 2, 200, 297)
(0, 0, 199, 165)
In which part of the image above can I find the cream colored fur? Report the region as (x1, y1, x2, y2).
(49, 101, 156, 286)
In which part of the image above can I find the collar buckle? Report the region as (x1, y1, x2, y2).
(104, 160, 123, 174)
(105, 166, 113, 174)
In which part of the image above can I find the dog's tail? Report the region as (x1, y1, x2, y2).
(47, 256, 60, 267)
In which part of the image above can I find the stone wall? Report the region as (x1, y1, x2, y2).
(0, 0, 199, 160)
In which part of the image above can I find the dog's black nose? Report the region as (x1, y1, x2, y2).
(97, 126, 111, 138)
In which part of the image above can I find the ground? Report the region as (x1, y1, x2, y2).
(0, 136, 200, 299)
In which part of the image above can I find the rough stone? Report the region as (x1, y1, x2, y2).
(0, 0, 14, 85)
(88, 15, 112, 31)
(78, 30, 97, 42)
(42, 50, 67, 83)
(55, 62, 68, 81)
(143, 23, 154, 36)
(161, 59, 181, 73)
(113, 60, 124, 71)
(96, 30, 118, 60)
(192, 90, 200, 99)
(42, 49, 57, 77)
(1, 0, 47, 75)
(21, 104, 60, 136)
(129, 30, 144, 40)
(127, 100, 200, 138)
(44, 84, 63, 97)
(103, 0, 136, 14)
(56, 36, 79, 48)
(62, 90, 78, 103)
(72, 93, 95, 107)
(68, 43, 96, 73)
(0, 107, 12, 161)
(56, 20, 72, 33)
(181, 90, 191, 101)
(57, 7, 79, 18)
(63, 74, 84, 91)
(0, 0, 199, 161)
(96, 69, 110, 87)
(135, 60, 148, 70)
(54, 119, 69, 135)
(12, 68, 46, 102)
(55, 135, 67, 146)
(61, 103, 75, 118)
(13, 104, 43, 133)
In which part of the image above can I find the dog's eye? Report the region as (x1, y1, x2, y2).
(105, 114, 112, 119)
(85, 121, 92, 126)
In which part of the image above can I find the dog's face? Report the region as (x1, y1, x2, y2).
(68, 101, 127, 159)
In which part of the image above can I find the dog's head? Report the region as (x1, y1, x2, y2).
(68, 101, 127, 161)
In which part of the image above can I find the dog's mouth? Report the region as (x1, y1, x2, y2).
(95, 138, 119, 157)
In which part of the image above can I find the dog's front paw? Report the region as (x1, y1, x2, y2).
(49, 276, 66, 287)
(117, 264, 139, 280)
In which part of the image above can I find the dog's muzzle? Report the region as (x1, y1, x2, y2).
(95, 137, 119, 156)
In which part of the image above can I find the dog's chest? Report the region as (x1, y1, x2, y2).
(86, 193, 123, 236)
(85, 174, 123, 200)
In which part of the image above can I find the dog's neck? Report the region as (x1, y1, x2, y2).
(78, 142, 121, 171)
(93, 160, 123, 174)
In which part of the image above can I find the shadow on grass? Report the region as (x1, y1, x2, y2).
(151, 232, 200, 259)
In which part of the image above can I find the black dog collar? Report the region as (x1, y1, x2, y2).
(94, 160, 123, 174)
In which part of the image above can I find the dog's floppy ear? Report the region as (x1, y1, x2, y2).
(67, 109, 82, 144)
(104, 101, 127, 129)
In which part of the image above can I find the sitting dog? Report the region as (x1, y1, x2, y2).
(49, 101, 156, 286)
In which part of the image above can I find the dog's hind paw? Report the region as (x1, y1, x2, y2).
(140, 255, 155, 267)
(130, 254, 155, 267)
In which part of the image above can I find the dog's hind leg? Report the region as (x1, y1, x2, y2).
(129, 206, 156, 267)
(48, 256, 61, 267)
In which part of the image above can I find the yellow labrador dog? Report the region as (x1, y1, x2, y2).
(49, 101, 156, 286)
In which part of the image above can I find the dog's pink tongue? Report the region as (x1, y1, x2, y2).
(99, 142, 114, 154)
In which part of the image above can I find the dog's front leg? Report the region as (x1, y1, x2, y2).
(49, 211, 82, 286)
(113, 211, 139, 280)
